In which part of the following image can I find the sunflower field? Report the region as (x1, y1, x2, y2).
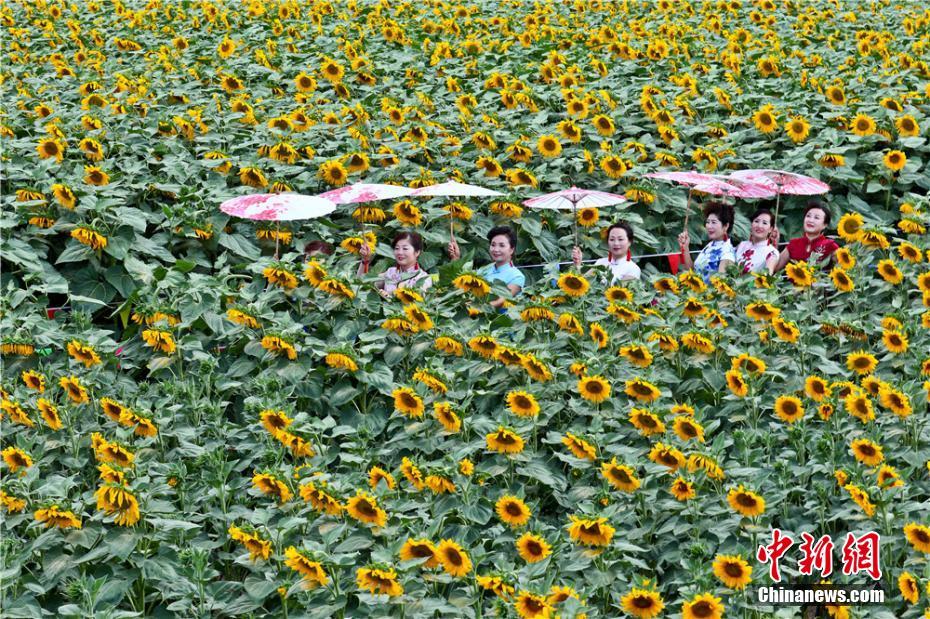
(2, 0, 930, 617)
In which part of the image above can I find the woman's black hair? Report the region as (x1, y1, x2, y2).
(606, 221, 634, 244)
(748, 207, 775, 227)
(392, 231, 423, 252)
(702, 202, 734, 232)
(803, 201, 832, 227)
(303, 240, 334, 256)
(487, 225, 517, 251)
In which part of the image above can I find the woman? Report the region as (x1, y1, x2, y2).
(448, 226, 525, 309)
(677, 202, 736, 283)
(572, 221, 641, 281)
(773, 202, 838, 271)
(735, 208, 779, 275)
(358, 231, 432, 296)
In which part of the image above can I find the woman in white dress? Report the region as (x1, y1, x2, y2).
(572, 221, 641, 281)
(734, 207, 779, 275)
(358, 231, 432, 297)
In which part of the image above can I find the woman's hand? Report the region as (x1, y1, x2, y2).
(572, 246, 582, 268)
(447, 239, 461, 260)
(769, 227, 780, 246)
(359, 242, 371, 263)
(677, 231, 690, 250)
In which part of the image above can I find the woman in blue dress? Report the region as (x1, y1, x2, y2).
(447, 226, 524, 310)
(677, 202, 736, 283)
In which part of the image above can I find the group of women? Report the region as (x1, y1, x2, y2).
(337, 200, 840, 303)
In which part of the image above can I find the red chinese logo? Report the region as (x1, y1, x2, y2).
(756, 530, 881, 582)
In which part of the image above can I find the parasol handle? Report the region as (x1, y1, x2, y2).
(275, 222, 280, 260)
(572, 199, 579, 250)
(771, 192, 782, 246)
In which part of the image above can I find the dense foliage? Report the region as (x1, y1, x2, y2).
(2, 0, 929, 618)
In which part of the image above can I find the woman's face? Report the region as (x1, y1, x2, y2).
(607, 227, 631, 257)
(750, 214, 773, 241)
(705, 214, 728, 241)
(393, 239, 419, 268)
(489, 234, 514, 264)
(803, 208, 827, 235)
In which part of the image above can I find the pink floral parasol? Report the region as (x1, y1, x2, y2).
(523, 186, 627, 246)
(410, 180, 504, 239)
(220, 193, 336, 258)
(646, 171, 775, 228)
(319, 182, 413, 205)
(726, 169, 830, 221)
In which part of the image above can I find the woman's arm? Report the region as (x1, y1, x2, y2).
(774, 248, 790, 272)
(489, 284, 521, 309)
(718, 259, 733, 273)
(677, 231, 693, 270)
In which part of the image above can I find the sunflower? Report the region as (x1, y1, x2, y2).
(601, 459, 641, 492)
(576, 206, 599, 227)
(0, 491, 26, 514)
(398, 538, 439, 568)
(318, 159, 348, 186)
(673, 416, 705, 442)
(727, 485, 766, 517)
(2, 446, 33, 473)
(880, 329, 908, 354)
(567, 515, 615, 547)
(228, 525, 272, 561)
(489, 201, 523, 218)
(536, 134, 562, 158)
(895, 115, 919, 137)
(435, 539, 471, 577)
(599, 155, 627, 178)
(392, 200, 422, 226)
(785, 261, 814, 287)
(829, 268, 855, 293)
(252, 472, 293, 503)
(368, 466, 396, 491)
(21, 370, 45, 392)
(284, 547, 329, 589)
(51, 183, 76, 209)
(558, 312, 583, 334)
(818, 153, 846, 168)
(752, 106, 778, 133)
(578, 375, 611, 403)
(850, 438, 884, 466)
(453, 274, 491, 297)
(36, 137, 65, 162)
(772, 316, 800, 343)
(648, 442, 686, 471)
(883, 150, 907, 172)
(486, 426, 524, 454)
(895, 572, 919, 604)
(648, 332, 679, 352)
(619, 345, 653, 368)
(34, 505, 82, 529)
(670, 477, 696, 501)
(897, 242, 922, 264)
(712, 554, 752, 589)
(589, 322, 608, 348)
(506, 390, 540, 418)
(745, 302, 780, 322)
(346, 492, 387, 528)
(843, 483, 876, 516)
(356, 566, 403, 597)
(558, 119, 582, 142)
(516, 532, 551, 563)
(682, 593, 725, 619)
(773, 395, 805, 424)
(620, 588, 665, 619)
(318, 278, 355, 299)
(524, 355, 552, 383)
(37, 399, 61, 431)
(903, 523, 930, 553)
(515, 590, 553, 618)
(846, 351, 878, 375)
(392, 387, 424, 418)
(324, 352, 358, 372)
(59, 375, 89, 404)
(625, 378, 661, 403)
(824, 86, 846, 105)
(801, 375, 831, 402)
(468, 335, 498, 359)
(492, 495, 533, 529)
(850, 113, 876, 136)
(879, 387, 912, 418)
(432, 402, 461, 433)
(629, 408, 665, 436)
(785, 116, 810, 143)
(562, 433, 597, 460)
(557, 272, 590, 297)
